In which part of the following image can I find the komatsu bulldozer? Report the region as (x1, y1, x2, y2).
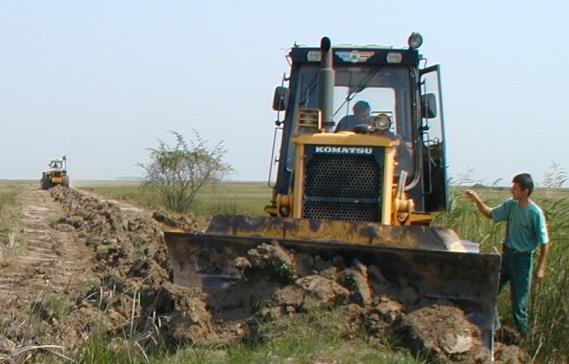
(165, 34, 500, 348)
(40, 155, 69, 189)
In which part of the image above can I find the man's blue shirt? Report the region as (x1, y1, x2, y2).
(491, 199, 549, 252)
(336, 115, 360, 132)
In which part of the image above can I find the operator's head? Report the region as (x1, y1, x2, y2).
(353, 101, 371, 123)
(512, 173, 534, 198)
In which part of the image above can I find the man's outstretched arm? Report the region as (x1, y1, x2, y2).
(465, 190, 493, 219)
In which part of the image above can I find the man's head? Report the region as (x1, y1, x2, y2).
(353, 101, 371, 123)
(512, 173, 534, 199)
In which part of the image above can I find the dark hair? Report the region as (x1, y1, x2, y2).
(353, 100, 370, 113)
(513, 173, 534, 195)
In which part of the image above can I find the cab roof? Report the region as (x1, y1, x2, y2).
(289, 46, 420, 67)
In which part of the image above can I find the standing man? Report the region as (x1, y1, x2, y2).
(465, 173, 550, 336)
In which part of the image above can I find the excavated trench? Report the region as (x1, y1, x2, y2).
(0, 185, 528, 363)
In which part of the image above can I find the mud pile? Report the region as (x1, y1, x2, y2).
(0, 187, 228, 361)
(47, 187, 232, 348)
(0, 187, 528, 363)
(217, 242, 508, 363)
(51, 187, 171, 276)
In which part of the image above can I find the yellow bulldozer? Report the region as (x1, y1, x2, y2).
(40, 155, 69, 189)
(164, 35, 500, 348)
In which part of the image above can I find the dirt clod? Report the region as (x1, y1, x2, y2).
(152, 211, 196, 231)
(397, 304, 489, 362)
(494, 343, 530, 364)
(295, 275, 350, 308)
(340, 259, 372, 306)
(495, 326, 522, 346)
(0, 335, 17, 353)
(236, 242, 297, 283)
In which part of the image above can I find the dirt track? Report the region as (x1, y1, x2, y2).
(0, 184, 180, 358)
(0, 184, 96, 302)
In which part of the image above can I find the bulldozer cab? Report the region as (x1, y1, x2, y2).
(48, 159, 64, 170)
(269, 36, 448, 223)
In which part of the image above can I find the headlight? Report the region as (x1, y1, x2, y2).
(408, 32, 423, 49)
(386, 52, 402, 64)
(371, 113, 392, 131)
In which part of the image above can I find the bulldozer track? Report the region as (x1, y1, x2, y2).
(0, 184, 96, 303)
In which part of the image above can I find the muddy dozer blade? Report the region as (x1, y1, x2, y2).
(164, 215, 501, 346)
(164, 215, 500, 297)
(165, 231, 499, 301)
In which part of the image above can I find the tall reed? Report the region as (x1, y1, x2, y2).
(434, 187, 569, 362)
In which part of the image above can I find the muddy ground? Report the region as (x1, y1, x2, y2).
(0, 185, 528, 363)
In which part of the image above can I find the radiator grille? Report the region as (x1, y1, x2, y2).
(303, 152, 382, 222)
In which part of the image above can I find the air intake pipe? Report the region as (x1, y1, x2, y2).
(318, 37, 335, 132)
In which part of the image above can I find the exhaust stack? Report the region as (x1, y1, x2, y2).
(318, 37, 335, 132)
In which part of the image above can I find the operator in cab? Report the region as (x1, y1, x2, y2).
(335, 100, 395, 138)
(335, 100, 371, 132)
(335, 100, 411, 175)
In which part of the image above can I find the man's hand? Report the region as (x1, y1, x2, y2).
(465, 189, 479, 203)
(465, 190, 493, 219)
(535, 266, 547, 281)
(535, 244, 550, 282)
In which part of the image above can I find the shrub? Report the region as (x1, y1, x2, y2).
(139, 131, 232, 213)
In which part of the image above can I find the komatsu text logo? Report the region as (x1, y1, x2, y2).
(314, 146, 373, 155)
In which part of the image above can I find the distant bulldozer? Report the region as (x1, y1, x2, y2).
(41, 155, 69, 189)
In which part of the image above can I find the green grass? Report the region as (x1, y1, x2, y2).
(0, 182, 21, 213)
(0, 182, 23, 256)
(78, 307, 424, 364)
(77, 335, 148, 364)
(33, 294, 74, 323)
(78, 181, 271, 224)
(216, 307, 422, 364)
(192, 182, 271, 217)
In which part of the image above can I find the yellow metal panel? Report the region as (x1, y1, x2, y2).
(382, 147, 396, 224)
(206, 215, 466, 251)
(292, 143, 305, 218)
(293, 132, 399, 148)
(292, 131, 399, 224)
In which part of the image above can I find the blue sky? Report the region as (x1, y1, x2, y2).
(0, 1, 567, 186)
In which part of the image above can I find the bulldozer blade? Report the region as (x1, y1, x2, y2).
(205, 215, 480, 253)
(164, 232, 500, 300)
(164, 216, 501, 348)
(164, 231, 500, 312)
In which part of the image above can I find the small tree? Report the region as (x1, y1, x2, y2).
(139, 131, 232, 213)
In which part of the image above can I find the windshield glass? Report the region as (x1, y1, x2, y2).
(288, 65, 414, 174)
(49, 161, 62, 169)
(296, 65, 412, 141)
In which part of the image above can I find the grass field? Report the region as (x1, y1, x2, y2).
(77, 181, 271, 228)
(78, 181, 569, 363)
(0, 182, 23, 256)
